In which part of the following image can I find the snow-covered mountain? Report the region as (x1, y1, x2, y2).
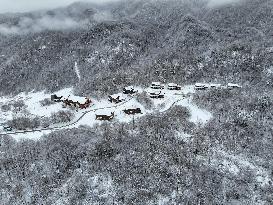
(1, 0, 273, 204)
(0, 0, 272, 96)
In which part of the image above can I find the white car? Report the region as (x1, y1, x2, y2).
(151, 82, 164, 89)
(149, 91, 165, 99)
(194, 83, 209, 90)
(167, 83, 182, 90)
(227, 83, 242, 89)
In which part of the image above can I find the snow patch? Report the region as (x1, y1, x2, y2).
(74, 62, 81, 81)
(176, 98, 212, 124)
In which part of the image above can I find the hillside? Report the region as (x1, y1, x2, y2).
(0, 0, 273, 204)
(0, 0, 272, 96)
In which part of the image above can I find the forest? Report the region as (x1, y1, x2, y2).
(0, 0, 273, 204)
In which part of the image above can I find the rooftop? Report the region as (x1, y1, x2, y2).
(151, 82, 161, 85)
(168, 83, 178, 86)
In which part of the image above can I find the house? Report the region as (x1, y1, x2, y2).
(151, 82, 164, 89)
(123, 86, 137, 95)
(149, 91, 165, 99)
(194, 83, 209, 90)
(123, 108, 142, 115)
(78, 98, 92, 109)
(96, 112, 115, 121)
(167, 83, 182, 90)
(51, 94, 63, 102)
(108, 94, 124, 104)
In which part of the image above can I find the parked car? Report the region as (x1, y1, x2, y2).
(149, 91, 165, 99)
(194, 83, 209, 90)
(151, 82, 164, 89)
(167, 83, 182, 90)
(3, 126, 12, 132)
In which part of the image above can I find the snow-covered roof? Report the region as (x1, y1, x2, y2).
(227, 83, 241, 87)
(95, 110, 114, 115)
(195, 83, 207, 87)
(124, 106, 140, 110)
(124, 86, 134, 90)
(64, 96, 87, 104)
(110, 94, 125, 99)
(168, 83, 178, 86)
(110, 94, 120, 98)
(151, 82, 161, 85)
(150, 91, 163, 95)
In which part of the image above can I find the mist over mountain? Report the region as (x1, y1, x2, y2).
(1, 0, 273, 204)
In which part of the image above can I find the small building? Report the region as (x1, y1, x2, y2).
(123, 86, 137, 95)
(194, 83, 209, 90)
(149, 91, 165, 99)
(96, 112, 115, 121)
(108, 94, 124, 104)
(51, 94, 63, 102)
(227, 83, 242, 89)
(167, 83, 182, 90)
(123, 108, 142, 115)
(151, 82, 164, 89)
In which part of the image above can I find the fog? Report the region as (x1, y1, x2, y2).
(0, 0, 120, 13)
(0, 0, 245, 14)
(0, 15, 89, 35)
(0, 0, 244, 35)
(0, 0, 117, 35)
(207, 0, 242, 7)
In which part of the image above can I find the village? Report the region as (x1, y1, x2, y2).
(0, 82, 242, 137)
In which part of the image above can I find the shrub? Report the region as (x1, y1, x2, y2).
(50, 111, 75, 124)
(40, 98, 55, 107)
(1, 104, 12, 112)
(135, 91, 153, 110)
(7, 117, 41, 130)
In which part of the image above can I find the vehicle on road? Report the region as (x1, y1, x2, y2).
(3, 126, 12, 132)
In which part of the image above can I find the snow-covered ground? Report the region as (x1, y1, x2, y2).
(196, 148, 272, 188)
(0, 84, 212, 140)
(74, 62, 81, 81)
